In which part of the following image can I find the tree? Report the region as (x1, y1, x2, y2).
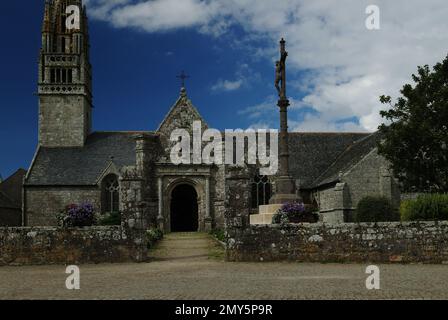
(378, 55, 448, 192)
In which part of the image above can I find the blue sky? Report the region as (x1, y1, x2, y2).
(1, 0, 448, 178)
(0, 1, 276, 178)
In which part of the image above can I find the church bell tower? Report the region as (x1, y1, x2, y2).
(38, 0, 92, 147)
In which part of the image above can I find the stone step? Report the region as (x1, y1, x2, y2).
(258, 204, 283, 215)
(250, 204, 283, 225)
(250, 213, 276, 225)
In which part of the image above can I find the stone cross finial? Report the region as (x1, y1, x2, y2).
(177, 70, 190, 88)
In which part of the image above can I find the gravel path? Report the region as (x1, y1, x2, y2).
(1, 233, 447, 300)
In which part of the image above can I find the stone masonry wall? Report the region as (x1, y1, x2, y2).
(0, 226, 136, 266)
(227, 222, 448, 264)
(313, 150, 401, 224)
(25, 187, 101, 226)
(343, 150, 400, 210)
(224, 166, 252, 231)
(213, 164, 226, 230)
(39, 95, 91, 147)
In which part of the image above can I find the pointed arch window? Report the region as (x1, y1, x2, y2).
(102, 174, 120, 213)
(251, 173, 272, 209)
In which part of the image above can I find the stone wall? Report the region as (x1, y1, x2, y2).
(313, 150, 401, 224)
(343, 150, 400, 210)
(227, 221, 448, 264)
(0, 226, 139, 266)
(401, 193, 425, 201)
(25, 187, 101, 226)
(224, 166, 252, 230)
(38, 95, 91, 147)
(213, 164, 227, 229)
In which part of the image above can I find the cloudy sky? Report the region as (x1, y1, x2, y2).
(1, 0, 448, 177)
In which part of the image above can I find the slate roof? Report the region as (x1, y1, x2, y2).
(288, 132, 372, 189)
(25, 129, 379, 189)
(311, 132, 382, 188)
(0, 191, 18, 209)
(25, 132, 152, 186)
(0, 168, 26, 207)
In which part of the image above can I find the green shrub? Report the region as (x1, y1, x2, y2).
(210, 229, 226, 242)
(399, 200, 414, 221)
(355, 196, 399, 222)
(97, 212, 121, 226)
(146, 228, 164, 248)
(400, 194, 448, 221)
(272, 211, 290, 225)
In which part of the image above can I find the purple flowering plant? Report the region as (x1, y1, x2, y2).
(58, 203, 97, 227)
(280, 202, 306, 218)
(272, 201, 319, 224)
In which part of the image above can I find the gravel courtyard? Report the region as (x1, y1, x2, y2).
(1, 233, 447, 300)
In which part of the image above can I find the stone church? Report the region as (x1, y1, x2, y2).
(23, 0, 400, 231)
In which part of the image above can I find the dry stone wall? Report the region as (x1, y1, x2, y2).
(227, 221, 448, 264)
(0, 226, 137, 266)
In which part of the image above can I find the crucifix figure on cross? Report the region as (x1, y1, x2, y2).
(177, 70, 190, 88)
(275, 38, 288, 100)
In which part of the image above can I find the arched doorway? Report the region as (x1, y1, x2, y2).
(170, 184, 199, 232)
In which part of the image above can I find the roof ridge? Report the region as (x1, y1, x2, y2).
(0, 168, 27, 186)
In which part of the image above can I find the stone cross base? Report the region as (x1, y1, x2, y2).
(269, 193, 301, 205)
(269, 175, 301, 204)
(250, 204, 283, 225)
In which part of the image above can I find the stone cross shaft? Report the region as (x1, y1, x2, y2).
(270, 38, 299, 204)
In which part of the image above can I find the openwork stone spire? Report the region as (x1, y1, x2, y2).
(38, 0, 93, 147)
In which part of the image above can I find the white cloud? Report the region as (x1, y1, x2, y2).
(211, 63, 260, 92)
(291, 114, 367, 133)
(86, 0, 221, 32)
(211, 79, 243, 92)
(238, 96, 277, 120)
(84, 0, 448, 132)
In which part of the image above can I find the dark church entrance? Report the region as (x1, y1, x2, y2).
(170, 184, 199, 232)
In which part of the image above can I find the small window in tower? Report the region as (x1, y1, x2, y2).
(62, 69, 67, 83)
(61, 37, 66, 53)
(68, 69, 73, 83)
(50, 69, 55, 83)
(61, 17, 66, 33)
(56, 69, 61, 83)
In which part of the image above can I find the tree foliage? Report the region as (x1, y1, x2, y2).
(378, 55, 448, 192)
